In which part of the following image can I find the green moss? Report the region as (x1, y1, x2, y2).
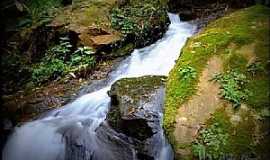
(111, 75, 167, 97)
(255, 41, 270, 63)
(205, 108, 232, 155)
(195, 108, 257, 159)
(208, 107, 231, 131)
(50, 0, 118, 32)
(229, 111, 256, 157)
(246, 78, 270, 109)
(255, 118, 270, 158)
(223, 51, 248, 72)
(163, 5, 270, 155)
(82, 1, 114, 26)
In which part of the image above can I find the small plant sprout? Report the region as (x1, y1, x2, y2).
(178, 66, 197, 80)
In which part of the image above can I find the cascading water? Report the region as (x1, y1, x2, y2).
(2, 13, 196, 160)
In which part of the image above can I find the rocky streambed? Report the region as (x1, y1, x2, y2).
(2, 1, 267, 159)
(2, 14, 196, 160)
(0, 0, 169, 149)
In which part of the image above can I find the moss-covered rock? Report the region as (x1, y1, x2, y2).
(107, 75, 167, 140)
(163, 5, 270, 159)
(193, 105, 270, 160)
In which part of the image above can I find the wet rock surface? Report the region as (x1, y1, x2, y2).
(107, 76, 167, 141)
(95, 122, 166, 160)
(88, 75, 170, 159)
(95, 123, 136, 160)
(57, 119, 135, 160)
(35, 76, 169, 160)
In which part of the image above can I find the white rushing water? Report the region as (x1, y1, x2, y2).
(2, 13, 196, 160)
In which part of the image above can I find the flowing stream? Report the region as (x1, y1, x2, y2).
(3, 14, 196, 160)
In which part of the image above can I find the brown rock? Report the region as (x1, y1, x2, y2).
(89, 34, 120, 48)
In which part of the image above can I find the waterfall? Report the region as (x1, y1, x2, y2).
(168, 13, 181, 24)
(2, 13, 196, 160)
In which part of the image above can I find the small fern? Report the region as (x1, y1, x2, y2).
(211, 70, 250, 107)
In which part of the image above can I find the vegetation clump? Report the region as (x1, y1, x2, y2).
(192, 122, 229, 160)
(14, 0, 63, 28)
(32, 37, 96, 84)
(110, 0, 168, 47)
(211, 70, 250, 107)
(26, 0, 61, 23)
(178, 66, 197, 80)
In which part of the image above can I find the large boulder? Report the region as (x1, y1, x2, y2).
(107, 76, 167, 141)
(99, 75, 171, 159)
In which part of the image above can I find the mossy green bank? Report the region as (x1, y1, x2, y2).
(163, 5, 270, 159)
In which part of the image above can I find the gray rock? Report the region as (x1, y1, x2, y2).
(106, 76, 167, 141)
